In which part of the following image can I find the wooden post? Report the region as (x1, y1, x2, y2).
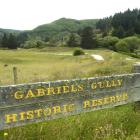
(13, 67, 18, 84)
(133, 62, 140, 111)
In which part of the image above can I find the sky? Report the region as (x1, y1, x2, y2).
(0, 0, 140, 30)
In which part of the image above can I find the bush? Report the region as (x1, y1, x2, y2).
(67, 33, 81, 47)
(115, 36, 140, 53)
(73, 48, 85, 56)
(115, 40, 129, 52)
(97, 36, 119, 50)
(20, 40, 46, 49)
(21, 40, 37, 49)
(124, 36, 140, 52)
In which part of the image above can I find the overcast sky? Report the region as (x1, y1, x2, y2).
(0, 0, 140, 30)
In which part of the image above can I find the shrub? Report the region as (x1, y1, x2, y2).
(123, 36, 140, 52)
(67, 33, 80, 47)
(73, 48, 85, 56)
(97, 36, 119, 50)
(20, 40, 46, 49)
(115, 36, 140, 53)
(21, 40, 37, 49)
(115, 40, 129, 52)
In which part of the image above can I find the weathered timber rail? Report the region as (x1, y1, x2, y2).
(0, 63, 140, 130)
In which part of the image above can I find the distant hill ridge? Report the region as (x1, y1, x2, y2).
(0, 18, 98, 33)
(0, 18, 98, 44)
(29, 18, 98, 40)
(0, 28, 21, 34)
(34, 18, 98, 31)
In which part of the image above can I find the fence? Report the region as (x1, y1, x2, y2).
(0, 63, 140, 130)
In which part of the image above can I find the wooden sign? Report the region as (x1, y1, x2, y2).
(0, 72, 140, 130)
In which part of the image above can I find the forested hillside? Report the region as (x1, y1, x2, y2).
(96, 9, 140, 56)
(0, 18, 98, 48)
(96, 9, 140, 38)
(0, 29, 21, 48)
(27, 18, 98, 46)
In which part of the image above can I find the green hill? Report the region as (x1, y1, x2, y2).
(0, 28, 21, 39)
(34, 18, 98, 32)
(29, 18, 98, 40)
(0, 18, 98, 47)
(0, 28, 21, 34)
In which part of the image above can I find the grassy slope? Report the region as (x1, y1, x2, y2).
(0, 47, 140, 140)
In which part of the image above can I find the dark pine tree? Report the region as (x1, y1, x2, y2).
(96, 17, 112, 36)
(111, 9, 140, 37)
(7, 33, 18, 49)
(81, 27, 96, 49)
(1, 33, 8, 48)
(17, 32, 28, 46)
(112, 26, 125, 38)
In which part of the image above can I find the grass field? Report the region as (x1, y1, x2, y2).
(0, 47, 140, 140)
(0, 47, 138, 85)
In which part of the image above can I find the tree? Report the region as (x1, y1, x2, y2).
(112, 26, 125, 38)
(67, 33, 78, 47)
(81, 27, 96, 49)
(115, 36, 140, 53)
(7, 33, 18, 49)
(1, 33, 8, 48)
(96, 17, 112, 36)
(111, 9, 140, 37)
(17, 32, 28, 46)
